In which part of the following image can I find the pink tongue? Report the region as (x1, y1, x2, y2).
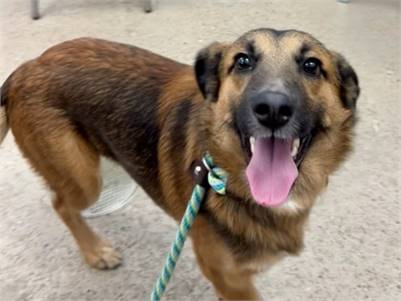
(246, 138, 298, 207)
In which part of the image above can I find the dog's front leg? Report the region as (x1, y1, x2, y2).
(191, 219, 262, 300)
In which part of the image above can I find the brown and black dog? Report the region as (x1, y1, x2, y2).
(0, 28, 359, 299)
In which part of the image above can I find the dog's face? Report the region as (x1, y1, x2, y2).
(195, 29, 359, 211)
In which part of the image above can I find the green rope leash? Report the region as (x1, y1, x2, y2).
(150, 153, 227, 301)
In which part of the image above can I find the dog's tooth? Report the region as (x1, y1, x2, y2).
(293, 138, 300, 149)
(250, 137, 255, 154)
(291, 138, 300, 157)
(291, 147, 298, 158)
(250, 136, 255, 145)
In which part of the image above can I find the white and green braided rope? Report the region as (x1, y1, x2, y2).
(150, 153, 227, 301)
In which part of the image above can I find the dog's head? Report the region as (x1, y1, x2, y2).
(194, 28, 359, 211)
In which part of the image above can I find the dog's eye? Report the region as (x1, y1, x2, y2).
(302, 58, 321, 76)
(235, 53, 254, 71)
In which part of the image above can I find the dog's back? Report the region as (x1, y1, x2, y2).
(3, 38, 190, 197)
(0, 38, 194, 269)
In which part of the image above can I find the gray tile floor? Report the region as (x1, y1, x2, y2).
(0, 0, 400, 300)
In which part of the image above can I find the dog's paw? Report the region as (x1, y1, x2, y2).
(84, 242, 122, 270)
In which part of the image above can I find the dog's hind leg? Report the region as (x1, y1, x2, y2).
(10, 109, 122, 269)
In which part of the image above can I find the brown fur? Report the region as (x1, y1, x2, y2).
(0, 29, 359, 299)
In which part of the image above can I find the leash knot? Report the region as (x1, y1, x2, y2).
(203, 153, 227, 195)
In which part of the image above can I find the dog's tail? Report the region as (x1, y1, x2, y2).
(0, 84, 10, 144)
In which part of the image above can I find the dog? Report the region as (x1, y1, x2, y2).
(0, 28, 359, 300)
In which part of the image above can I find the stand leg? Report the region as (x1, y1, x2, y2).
(144, 0, 153, 13)
(31, 0, 40, 20)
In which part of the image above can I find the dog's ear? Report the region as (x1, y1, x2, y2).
(332, 52, 360, 110)
(194, 42, 227, 101)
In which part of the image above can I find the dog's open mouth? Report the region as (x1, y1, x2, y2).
(241, 135, 312, 207)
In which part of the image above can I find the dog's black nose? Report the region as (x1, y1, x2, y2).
(251, 91, 293, 129)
